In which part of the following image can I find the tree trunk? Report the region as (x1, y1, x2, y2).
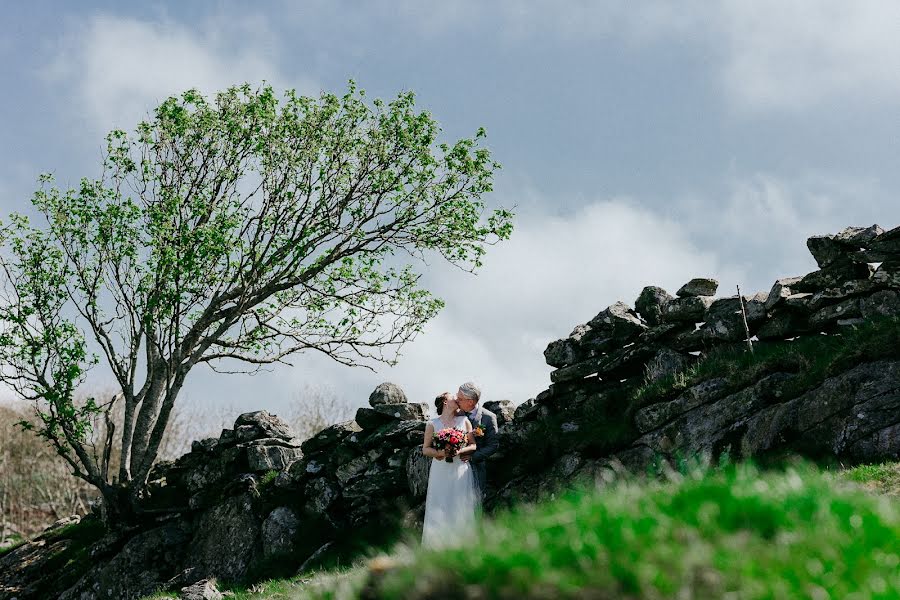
(98, 483, 140, 532)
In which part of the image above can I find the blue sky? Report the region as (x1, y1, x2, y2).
(2, 2, 899, 427)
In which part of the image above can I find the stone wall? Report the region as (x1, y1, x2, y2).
(494, 224, 900, 500)
(2, 224, 899, 600)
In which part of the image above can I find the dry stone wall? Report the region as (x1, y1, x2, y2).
(3, 224, 900, 600)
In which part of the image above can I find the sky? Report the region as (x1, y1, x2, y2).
(2, 1, 899, 426)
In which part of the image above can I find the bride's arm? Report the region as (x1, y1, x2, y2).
(421, 422, 445, 459)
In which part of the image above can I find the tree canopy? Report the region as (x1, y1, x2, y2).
(0, 81, 513, 525)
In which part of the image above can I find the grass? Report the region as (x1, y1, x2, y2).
(356, 459, 900, 600)
(632, 316, 900, 409)
(142, 458, 899, 600)
(0, 535, 25, 557)
(841, 462, 900, 496)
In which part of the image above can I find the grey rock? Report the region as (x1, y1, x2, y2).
(794, 263, 875, 292)
(634, 377, 730, 433)
(808, 298, 862, 327)
(246, 444, 302, 472)
(643, 348, 690, 383)
(587, 301, 647, 338)
(191, 437, 218, 453)
(372, 402, 428, 421)
(700, 297, 746, 342)
(544, 324, 594, 368)
(744, 292, 768, 323)
(261, 507, 301, 558)
(335, 451, 381, 486)
(676, 278, 718, 297)
(361, 420, 426, 450)
(301, 420, 362, 454)
(861, 290, 900, 318)
(741, 360, 900, 462)
(807, 279, 883, 311)
(354, 406, 395, 431)
(661, 295, 714, 323)
(807, 225, 883, 268)
(234, 410, 296, 441)
(58, 521, 192, 600)
(784, 292, 814, 311)
(513, 397, 540, 421)
(635, 286, 674, 326)
(483, 400, 515, 427)
(405, 446, 431, 499)
(185, 492, 261, 582)
(305, 478, 339, 514)
(179, 578, 223, 600)
(765, 277, 803, 310)
(368, 382, 408, 407)
(756, 310, 809, 340)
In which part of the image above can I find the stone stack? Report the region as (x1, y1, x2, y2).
(539, 224, 900, 403)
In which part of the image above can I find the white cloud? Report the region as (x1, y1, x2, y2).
(44, 15, 314, 134)
(715, 1, 900, 111)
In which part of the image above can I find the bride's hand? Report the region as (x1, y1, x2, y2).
(434, 450, 446, 460)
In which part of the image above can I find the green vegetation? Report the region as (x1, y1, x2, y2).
(633, 316, 900, 408)
(29, 516, 107, 597)
(0, 535, 25, 557)
(841, 462, 900, 496)
(140, 458, 898, 599)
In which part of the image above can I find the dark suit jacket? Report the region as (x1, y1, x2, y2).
(464, 406, 499, 498)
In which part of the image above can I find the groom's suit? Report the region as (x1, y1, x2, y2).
(463, 405, 500, 499)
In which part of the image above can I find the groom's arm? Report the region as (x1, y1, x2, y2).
(470, 413, 499, 464)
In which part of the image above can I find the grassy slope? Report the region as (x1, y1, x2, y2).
(140, 459, 899, 600)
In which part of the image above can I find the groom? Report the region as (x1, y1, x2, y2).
(456, 381, 500, 500)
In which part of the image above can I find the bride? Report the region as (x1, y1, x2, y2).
(420, 392, 480, 548)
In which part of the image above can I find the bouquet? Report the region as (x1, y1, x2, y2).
(432, 427, 467, 463)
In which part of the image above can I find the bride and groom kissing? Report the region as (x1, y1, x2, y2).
(420, 381, 500, 548)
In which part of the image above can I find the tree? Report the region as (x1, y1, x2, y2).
(0, 81, 513, 528)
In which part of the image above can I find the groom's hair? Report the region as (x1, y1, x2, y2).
(458, 381, 481, 403)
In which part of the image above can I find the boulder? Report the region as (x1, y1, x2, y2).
(261, 507, 301, 558)
(483, 400, 515, 427)
(184, 492, 261, 582)
(794, 263, 874, 292)
(808, 298, 862, 328)
(861, 290, 900, 318)
(661, 295, 714, 323)
(587, 302, 647, 339)
(765, 277, 803, 310)
(179, 578, 224, 600)
(233, 410, 296, 441)
(368, 382, 408, 407)
(807, 225, 883, 268)
(301, 420, 362, 454)
(635, 286, 673, 326)
(355, 407, 395, 431)
(305, 478, 339, 514)
(246, 443, 303, 472)
(700, 297, 746, 342)
(676, 278, 718, 297)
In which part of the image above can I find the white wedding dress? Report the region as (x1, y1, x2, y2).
(421, 415, 480, 549)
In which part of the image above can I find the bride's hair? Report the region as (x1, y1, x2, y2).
(434, 392, 452, 413)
